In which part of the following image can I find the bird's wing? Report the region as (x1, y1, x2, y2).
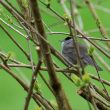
(82, 55, 93, 65)
(62, 46, 74, 53)
(62, 49, 77, 65)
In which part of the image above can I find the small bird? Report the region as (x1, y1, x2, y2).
(61, 37, 102, 71)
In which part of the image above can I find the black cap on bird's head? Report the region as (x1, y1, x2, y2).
(64, 37, 72, 41)
(60, 37, 72, 43)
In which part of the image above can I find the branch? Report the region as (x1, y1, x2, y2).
(0, 24, 30, 60)
(24, 60, 42, 110)
(0, 64, 54, 110)
(84, 0, 110, 49)
(29, 0, 72, 110)
(2, 63, 110, 87)
(78, 85, 110, 110)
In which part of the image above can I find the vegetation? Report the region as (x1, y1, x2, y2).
(0, 0, 110, 110)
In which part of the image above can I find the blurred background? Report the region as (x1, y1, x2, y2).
(0, 0, 110, 110)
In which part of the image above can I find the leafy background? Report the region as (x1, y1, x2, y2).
(0, 0, 110, 110)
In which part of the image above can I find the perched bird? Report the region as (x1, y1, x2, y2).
(61, 37, 102, 71)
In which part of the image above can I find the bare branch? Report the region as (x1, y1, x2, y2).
(29, 0, 72, 110)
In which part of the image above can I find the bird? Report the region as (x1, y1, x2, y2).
(61, 37, 102, 71)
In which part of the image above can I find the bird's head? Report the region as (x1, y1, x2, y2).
(61, 37, 72, 47)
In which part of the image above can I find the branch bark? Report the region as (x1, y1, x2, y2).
(29, 0, 72, 110)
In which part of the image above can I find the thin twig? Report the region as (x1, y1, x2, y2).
(24, 60, 42, 110)
(0, 24, 30, 60)
(29, 0, 72, 110)
(2, 63, 110, 87)
(39, 72, 54, 95)
(0, 64, 54, 110)
(0, 18, 27, 38)
(84, 0, 110, 49)
(48, 31, 110, 41)
(39, 0, 110, 60)
(70, 0, 83, 77)
(5, 0, 23, 17)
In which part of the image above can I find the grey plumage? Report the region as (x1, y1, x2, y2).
(61, 37, 102, 71)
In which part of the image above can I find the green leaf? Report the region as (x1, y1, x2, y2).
(63, 13, 71, 20)
(88, 45, 94, 56)
(22, 0, 28, 8)
(7, 51, 16, 59)
(45, 0, 51, 7)
(34, 81, 41, 92)
(82, 72, 91, 84)
(7, 16, 13, 24)
(71, 74, 81, 87)
(34, 106, 42, 110)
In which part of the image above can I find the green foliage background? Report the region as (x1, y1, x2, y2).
(0, 0, 110, 110)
